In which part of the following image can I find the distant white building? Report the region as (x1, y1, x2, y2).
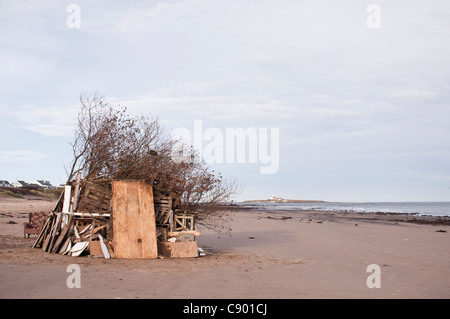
(0, 180, 12, 187)
(12, 180, 28, 188)
(30, 180, 53, 189)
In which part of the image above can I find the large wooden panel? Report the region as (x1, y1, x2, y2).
(112, 180, 158, 259)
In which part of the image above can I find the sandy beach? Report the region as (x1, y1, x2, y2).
(0, 197, 449, 299)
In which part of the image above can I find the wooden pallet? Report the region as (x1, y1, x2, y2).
(77, 181, 112, 212)
(154, 196, 172, 226)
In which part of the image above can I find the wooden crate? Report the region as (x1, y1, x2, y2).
(157, 241, 198, 258)
(174, 213, 195, 231)
(112, 180, 158, 259)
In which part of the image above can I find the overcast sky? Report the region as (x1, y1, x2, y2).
(1, 0, 449, 202)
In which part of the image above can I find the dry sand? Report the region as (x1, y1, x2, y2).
(0, 197, 449, 299)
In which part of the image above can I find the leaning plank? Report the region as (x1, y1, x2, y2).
(47, 213, 62, 252)
(99, 235, 110, 259)
(62, 185, 72, 213)
(72, 172, 82, 212)
(42, 232, 51, 252)
(112, 180, 158, 259)
(32, 214, 52, 248)
(42, 213, 57, 252)
(52, 191, 65, 212)
(60, 237, 71, 255)
(51, 221, 71, 253)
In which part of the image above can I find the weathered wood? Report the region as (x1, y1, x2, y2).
(112, 180, 158, 259)
(47, 213, 62, 252)
(157, 241, 198, 258)
(72, 173, 82, 212)
(99, 234, 110, 259)
(78, 197, 111, 212)
(61, 238, 72, 255)
(32, 214, 52, 248)
(162, 210, 173, 225)
(168, 230, 201, 237)
(89, 240, 103, 256)
(83, 181, 112, 197)
(52, 192, 64, 212)
(174, 214, 195, 231)
(51, 222, 70, 253)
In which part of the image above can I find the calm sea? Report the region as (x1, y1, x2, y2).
(237, 202, 450, 217)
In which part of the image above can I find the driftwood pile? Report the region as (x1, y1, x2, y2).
(32, 175, 114, 258)
(33, 212, 113, 257)
(32, 174, 201, 259)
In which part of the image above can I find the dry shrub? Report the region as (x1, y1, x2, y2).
(67, 93, 239, 231)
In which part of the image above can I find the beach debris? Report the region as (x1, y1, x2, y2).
(32, 175, 201, 259)
(23, 212, 49, 238)
(436, 230, 447, 233)
(266, 215, 292, 221)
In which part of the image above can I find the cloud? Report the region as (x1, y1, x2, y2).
(0, 49, 56, 92)
(11, 104, 77, 137)
(0, 150, 48, 163)
(391, 89, 438, 99)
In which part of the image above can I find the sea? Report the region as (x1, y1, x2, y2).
(236, 202, 450, 217)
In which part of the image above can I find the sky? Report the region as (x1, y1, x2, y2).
(1, 0, 450, 202)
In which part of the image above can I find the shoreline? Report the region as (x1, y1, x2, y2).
(225, 204, 450, 226)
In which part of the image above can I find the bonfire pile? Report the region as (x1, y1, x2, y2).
(32, 174, 200, 259)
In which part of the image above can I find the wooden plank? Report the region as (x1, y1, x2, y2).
(32, 215, 52, 248)
(52, 191, 65, 212)
(62, 185, 72, 213)
(162, 210, 173, 225)
(99, 234, 110, 259)
(60, 238, 72, 255)
(72, 173, 82, 212)
(112, 180, 158, 259)
(51, 222, 70, 253)
(47, 213, 62, 252)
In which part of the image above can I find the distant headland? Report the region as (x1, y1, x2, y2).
(244, 194, 327, 203)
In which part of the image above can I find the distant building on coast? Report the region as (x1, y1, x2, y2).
(0, 180, 12, 187)
(266, 194, 285, 202)
(12, 180, 28, 188)
(30, 180, 54, 189)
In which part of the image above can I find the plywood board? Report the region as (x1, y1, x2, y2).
(112, 180, 158, 259)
